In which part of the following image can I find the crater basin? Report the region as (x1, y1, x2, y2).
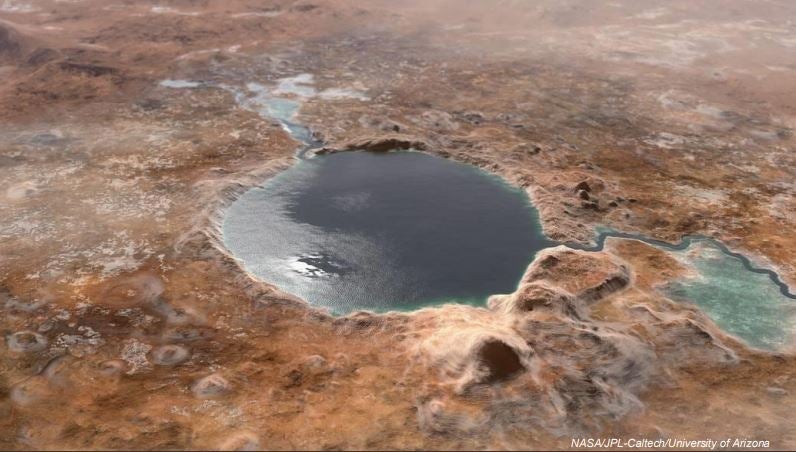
(663, 240, 796, 351)
(222, 150, 552, 315)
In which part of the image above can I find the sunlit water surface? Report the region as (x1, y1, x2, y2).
(195, 74, 795, 349)
(223, 151, 552, 314)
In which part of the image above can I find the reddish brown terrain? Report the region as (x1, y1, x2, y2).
(1, 0, 795, 450)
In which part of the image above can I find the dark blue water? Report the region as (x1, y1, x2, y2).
(223, 150, 552, 314)
(214, 76, 795, 350)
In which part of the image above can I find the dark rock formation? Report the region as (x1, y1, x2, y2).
(317, 134, 428, 154)
(578, 272, 631, 303)
(575, 181, 591, 193)
(461, 111, 485, 125)
(475, 339, 524, 383)
(523, 247, 631, 302)
(489, 281, 580, 318)
(25, 48, 60, 67)
(58, 61, 119, 77)
(0, 25, 22, 62)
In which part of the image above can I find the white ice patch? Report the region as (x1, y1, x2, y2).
(273, 73, 317, 97)
(643, 132, 688, 149)
(160, 79, 201, 89)
(121, 339, 152, 374)
(54, 326, 104, 356)
(271, 74, 369, 101)
(176, 49, 220, 61)
(634, 8, 668, 20)
(150, 6, 200, 16)
(695, 103, 726, 120)
(231, 11, 283, 18)
(593, 23, 735, 69)
(674, 185, 729, 206)
(767, 193, 796, 223)
(318, 88, 370, 101)
(235, 82, 300, 122)
(656, 90, 690, 110)
(5, 181, 38, 200)
(0, 0, 37, 13)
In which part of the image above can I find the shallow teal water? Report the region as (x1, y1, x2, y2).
(197, 74, 796, 349)
(663, 241, 795, 351)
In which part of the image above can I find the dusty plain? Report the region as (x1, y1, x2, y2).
(0, 0, 795, 449)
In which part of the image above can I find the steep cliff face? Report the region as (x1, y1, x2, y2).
(409, 243, 748, 440)
(0, 23, 26, 63)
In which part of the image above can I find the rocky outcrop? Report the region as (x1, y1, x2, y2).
(578, 273, 631, 303)
(192, 373, 233, 399)
(0, 25, 23, 62)
(58, 61, 119, 77)
(315, 134, 428, 154)
(217, 432, 261, 451)
(24, 47, 60, 67)
(416, 313, 533, 392)
(575, 181, 591, 193)
(522, 246, 631, 302)
(0, 24, 36, 64)
(151, 344, 191, 366)
(412, 244, 744, 438)
(6, 331, 48, 353)
(488, 281, 579, 318)
(0, 24, 51, 66)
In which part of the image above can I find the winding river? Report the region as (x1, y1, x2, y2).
(565, 230, 795, 300)
(163, 76, 796, 349)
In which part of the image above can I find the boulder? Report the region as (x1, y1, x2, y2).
(218, 432, 261, 451)
(489, 281, 579, 318)
(6, 331, 47, 353)
(192, 373, 232, 399)
(151, 344, 191, 366)
(0, 24, 25, 63)
(316, 134, 428, 154)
